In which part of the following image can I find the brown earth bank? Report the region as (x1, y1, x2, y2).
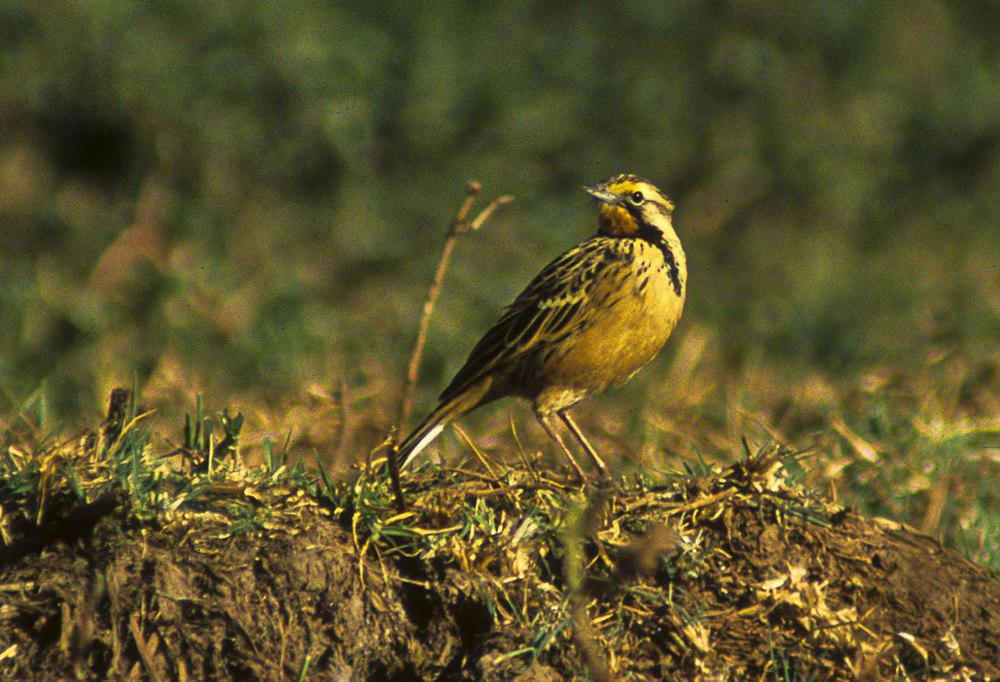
(0, 432, 997, 680)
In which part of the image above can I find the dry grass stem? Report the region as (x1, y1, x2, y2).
(387, 182, 511, 509)
(396, 183, 512, 431)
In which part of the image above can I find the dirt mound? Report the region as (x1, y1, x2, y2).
(1, 424, 996, 679)
(0, 492, 409, 679)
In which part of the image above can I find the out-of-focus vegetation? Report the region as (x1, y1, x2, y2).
(0, 3, 997, 561)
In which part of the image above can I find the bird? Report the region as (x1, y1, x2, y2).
(396, 173, 687, 480)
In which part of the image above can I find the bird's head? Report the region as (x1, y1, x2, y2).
(585, 173, 675, 238)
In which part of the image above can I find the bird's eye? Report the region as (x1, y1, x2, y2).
(630, 191, 645, 204)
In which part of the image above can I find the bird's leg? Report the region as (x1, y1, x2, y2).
(559, 411, 609, 479)
(535, 411, 587, 482)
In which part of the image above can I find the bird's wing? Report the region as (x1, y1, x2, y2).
(438, 237, 625, 402)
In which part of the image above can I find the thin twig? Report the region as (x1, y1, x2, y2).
(387, 441, 407, 513)
(397, 182, 479, 431)
(564, 496, 613, 682)
(469, 193, 513, 231)
(333, 377, 351, 466)
(509, 413, 540, 482)
(664, 487, 739, 517)
(386, 182, 511, 510)
(397, 183, 512, 430)
(452, 424, 512, 503)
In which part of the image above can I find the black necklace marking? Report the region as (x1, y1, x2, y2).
(636, 224, 682, 296)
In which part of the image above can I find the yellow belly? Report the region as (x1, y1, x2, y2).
(533, 264, 684, 413)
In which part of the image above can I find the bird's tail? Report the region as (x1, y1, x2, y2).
(397, 381, 490, 470)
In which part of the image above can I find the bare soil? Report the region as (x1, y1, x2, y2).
(1, 450, 997, 680)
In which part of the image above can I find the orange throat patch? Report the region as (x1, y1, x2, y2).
(598, 205, 639, 236)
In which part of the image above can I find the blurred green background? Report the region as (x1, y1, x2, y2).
(1, 0, 998, 553)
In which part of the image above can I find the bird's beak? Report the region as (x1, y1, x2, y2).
(584, 185, 618, 205)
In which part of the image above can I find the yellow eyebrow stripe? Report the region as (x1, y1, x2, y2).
(607, 179, 643, 194)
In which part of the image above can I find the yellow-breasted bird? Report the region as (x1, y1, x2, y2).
(397, 173, 687, 479)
